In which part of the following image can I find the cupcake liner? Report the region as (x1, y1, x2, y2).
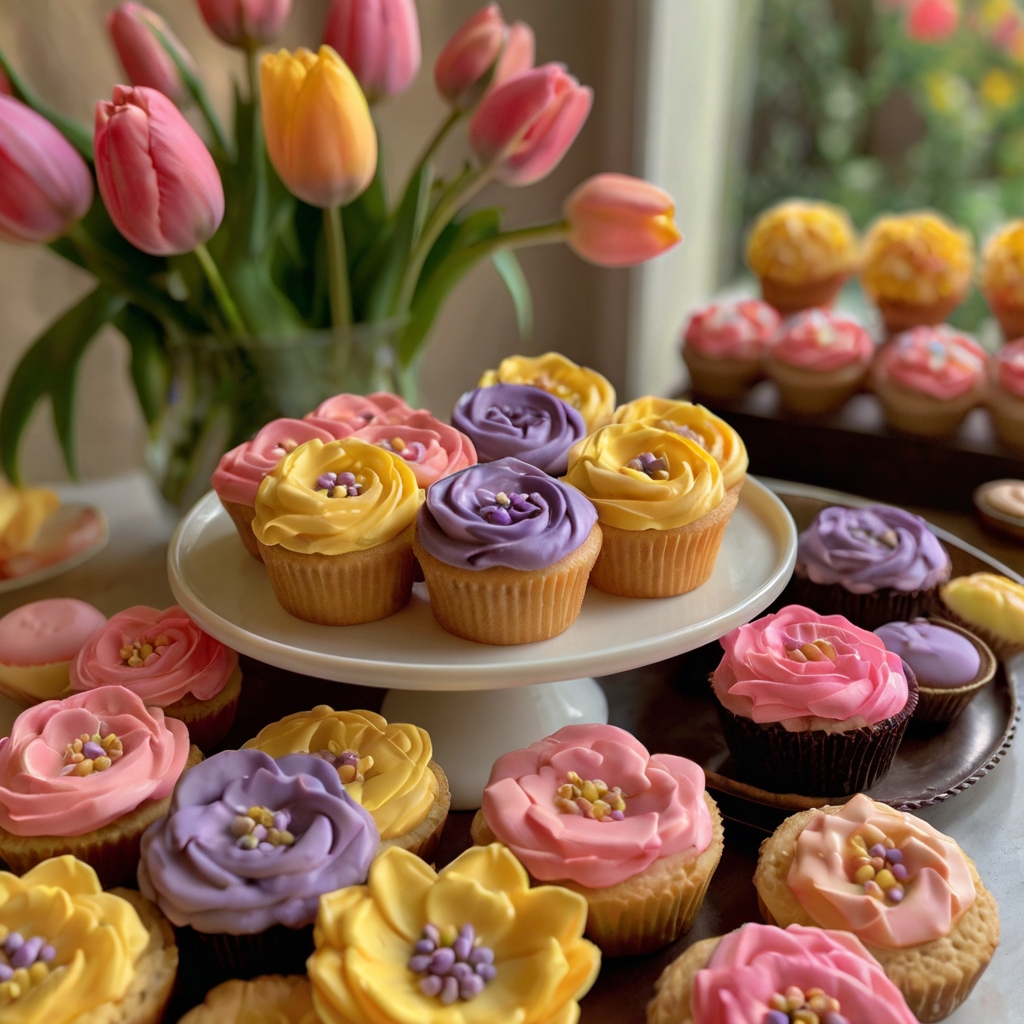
(760, 272, 847, 315)
(873, 375, 980, 436)
(987, 386, 1024, 448)
(874, 293, 963, 335)
(379, 760, 451, 862)
(258, 523, 416, 626)
(934, 599, 1024, 663)
(589, 490, 738, 599)
(112, 888, 180, 1024)
(681, 346, 763, 401)
(909, 618, 997, 725)
(414, 523, 602, 645)
(220, 498, 263, 561)
(163, 666, 242, 752)
(990, 299, 1024, 343)
(765, 357, 868, 416)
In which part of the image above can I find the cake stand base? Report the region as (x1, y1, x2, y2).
(381, 678, 609, 809)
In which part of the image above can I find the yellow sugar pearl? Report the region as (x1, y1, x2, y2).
(279, 830, 295, 846)
(140, 644, 154, 660)
(6, 981, 21, 1000)
(864, 880, 885, 901)
(154, 635, 170, 647)
(769, 994, 789, 1012)
(93, 756, 112, 772)
(850, 835, 868, 852)
(793, 1011, 819, 1024)
(591, 800, 611, 820)
(875, 869, 897, 890)
(592, 779, 608, 795)
(358, 755, 374, 774)
(338, 764, 357, 783)
(29, 962, 48, 984)
(566, 772, 582, 786)
(884, 836, 896, 849)
(12, 968, 29, 990)
(554, 796, 580, 815)
(557, 784, 575, 799)
(785, 986, 805, 1009)
(119, 645, 134, 661)
(859, 824, 886, 846)
(441, 924, 459, 947)
(808, 994, 831, 1014)
(71, 759, 94, 776)
(581, 781, 599, 802)
(0, 924, 9, 941)
(854, 864, 876, 884)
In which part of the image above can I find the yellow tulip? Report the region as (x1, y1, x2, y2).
(261, 45, 377, 208)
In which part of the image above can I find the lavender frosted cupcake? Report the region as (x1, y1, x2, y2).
(790, 505, 951, 630)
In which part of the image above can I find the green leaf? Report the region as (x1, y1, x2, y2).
(111, 305, 169, 426)
(343, 150, 389, 266)
(492, 250, 533, 341)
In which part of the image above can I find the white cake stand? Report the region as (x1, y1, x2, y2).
(168, 479, 797, 807)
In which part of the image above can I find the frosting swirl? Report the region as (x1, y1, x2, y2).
(995, 339, 1024, 397)
(683, 299, 780, 359)
(981, 480, 1024, 518)
(482, 724, 712, 889)
(771, 309, 874, 372)
(981, 219, 1024, 308)
(243, 707, 437, 842)
(0, 687, 189, 836)
(416, 458, 598, 571)
(797, 505, 950, 594)
(305, 391, 415, 426)
(942, 572, 1024, 643)
(0, 482, 59, 562)
(877, 325, 987, 399)
(138, 749, 378, 934)
(713, 605, 910, 732)
(179, 976, 319, 1024)
(70, 605, 238, 707)
(787, 794, 976, 949)
(252, 438, 422, 556)
(746, 199, 859, 284)
(563, 421, 724, 530)
(874, 620, 981, 688)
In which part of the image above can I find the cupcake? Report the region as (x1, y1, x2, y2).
(304, 390, 415, 428)
(680, 298, 780, 399)
(138, 749, 378, 982)
(875, 619, 996, 724)
(243, 706, 450, 861)
(611, 396, 749, 494)
(0, 855, 178, 1024)
(0, 686, 199, 886)
(791, 504, 951, 630)
(745, 199, 860, 314)
(413, 458, 601, 644)
(712, 605, 918, 796)
(872, 325, 988, 436)
(765, 309, 874, 415)
(308, 843, 600, 1024)
(563, 421, 735, 598)
(0, 598, 106, 707)
(939, 572, 1024, 660)
(754, 794, 1000, 1022)
(69, 605, 241, 752)
(0, 479, 59, 562)
(974, 477, 1024, 537)
(451, 383, 586, 476)
(470, 724, 724, 956)
(860, 211, 974, 333)
(478, 350, 616, 431)
(179, 976, 317, 1024)
(252, 438, 422, 626)
(988, 339, 1024, 447)
(212, 417, 346, 561)
(647, 922, 919, 1024)
(980, 219, 1024, 340)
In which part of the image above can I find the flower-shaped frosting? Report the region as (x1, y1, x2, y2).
(69, 605, 238, 707)
(877, 325, 986, 400)
(683, 299, 780, 360)
(243, 708, 437, 842)
(981, 481, 1024, 519)
(0, 856, 152, 1024)
(308, 843, 600, 1024)
(482, 724, 712, 889)
(981, 219, 1024, 308)
(138, 749, 378, 934)
(771, 310, 874, 372)
(995, 339, 1024, 397)
(746, 200, 859, 284)
(305, 391, 415, 427)
(179, 976, 319, 1024)
(713, 605, 910, 732)
(564, 421, 723, 530)
(478, 351, 616, 432)
(690, 923, 918, 1024)
(0, 481, 59, 562)
(787, 795, 976, 949)
(0, 687, 189, 836)
(942, 572, 1024, 644)
(252, 438, 422, 556)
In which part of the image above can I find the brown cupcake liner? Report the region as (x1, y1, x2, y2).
(764, 357, 869, 417)
(986, 386, 1024, 449)
(760, 272, 847, 315)
(163, 666, 242, 752)
(934, 599, 1024, 663)
(681, 346, 763, 401)
(874, 293, 964, 335)
(909, 618, 997, 725)
(989, 297, 1024, 343)
(589, 489, 739, 599)
(220, 497, 263, 561)
(414, 523, 602, 645)
(258, 523, 416, 626)
(379, 760, 451, 863)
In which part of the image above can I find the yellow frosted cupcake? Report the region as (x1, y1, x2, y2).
(861, 211, 974, 333)
(244, 707, 450, 861)
(564, 421, 734, 597)
(179, 976, 317, 1024)
(939, 572, 1024, 661)
(981, 220, 1024, 340)
(0, 480, 59, 562)
(253, 438, 423, 625)
(746, 199, 860, 314)
(478, 351, 616, 431)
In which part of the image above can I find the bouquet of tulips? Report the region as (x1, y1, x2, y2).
(0, 0, 680, 506)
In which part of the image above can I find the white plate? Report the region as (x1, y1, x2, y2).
(168, 478, 797, 690)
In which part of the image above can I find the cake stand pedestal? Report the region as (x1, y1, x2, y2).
(168, 479, 797, 807)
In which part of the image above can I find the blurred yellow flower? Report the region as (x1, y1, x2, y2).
(924, 71, 969, 114)
(981, 0, 1017, 33)
(982, 69, 1019, 108)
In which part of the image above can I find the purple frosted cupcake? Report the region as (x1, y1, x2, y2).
(790, 505, 951, 630)
(413, 458, 602, 645)
(451, 383, 587, 475)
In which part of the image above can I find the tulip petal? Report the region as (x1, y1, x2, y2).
(435, 3, 506, 105)
(492, 20, 536, 90)
(469, 64, 561, 167)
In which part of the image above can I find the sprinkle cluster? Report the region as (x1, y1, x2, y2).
(119, 633, 170, 667)
(376, 437, 426, 462)
(61, 725, 122, 777)
(272, 438, 300, 457)
(316, 471, 364, 498)
(487, 404, 547, 430)
(846, 827, 910, 904)
(309, 746, 374, 785)
(763, 985, 848, 1024)
(0, 925, 56, 1004)
(530, 373, 581, 409)
(476, 489, 539, 527)
(850, 526, 899, 550)
(408, 923, 496, 1004)
(655, 420, 709, 450)
(554, 771, 626, 822)
(785, 639, 837, 664)
(625, 451, 670, 480)
(231, 805, 296, 851)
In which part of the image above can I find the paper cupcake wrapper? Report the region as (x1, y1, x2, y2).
(220, 498, 263, 561)
(909, 618, 997, 726)
(987, 386, 1024, 448)
(933, 600, 1024, 663)
(765, 358, 868, 416)
(681, 346, 763, 401)
(874, 293, 964, 335)
(873, 375, 980, 436)
(163, 666, 242, 753)
(379, 761, 451, 863)
(760, 272, 847, 315)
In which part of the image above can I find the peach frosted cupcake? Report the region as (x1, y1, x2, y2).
(746, 199, 860, 314)
(981, 219, 1024, 340)
(179, 976, 317, 1024)
(988, 339, 1024, 447)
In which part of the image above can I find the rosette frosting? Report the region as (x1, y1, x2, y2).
(981, 480, 1024, 518)
(138, 749, 378, 934)
(252, 438, 422, 556)
(874, 620, 981, 688)
(305, 391, 415, 426)
(0, 687, 190, 836)
(797, 505, 950, 594)
(481, 724, 713, 889)
(70, 605, 238, 707)
(416, 458, 597, 571)
(683, 299, 780, 359)
(981, 219, 1024, 307)
(877, 326, 987, 399)
(942, 572, 1024, 643)
(772, 309, 874, 371)
(690, 923, 918, 1024)
(452, 384, 586, 476)
(180, 976, 319, 1024)
(563, 421, 724, 531)
(713, 605, 910, 732)
(746, 199, 859, 284)
(995, 339, 1024, 397)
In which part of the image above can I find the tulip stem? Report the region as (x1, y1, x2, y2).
(324, 205, 353, 342)
(194, 244, 247, 337)
(449, 221, 570, 263)
(414, 108, 464, 173)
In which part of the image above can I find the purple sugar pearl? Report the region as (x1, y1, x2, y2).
(476, 963, 497, 982)
(408, 954, 432, 973)
(869, 843, 887, 859)
(460, 974, 485, 999)
(824, 1014, 851, 1024)
(891, 862, 908, 882)
(423, 924, 440, 945)
(82, 741, 106, 760)
(886, 848, 903, 865)
(273, 811, 291, 831)
(413, 938, 435, 955)
(453, 936, 472, 961)
(468, 946, 493, 966)
(10, 935, 45, 969)
(40, 945, 56, 963)
(317, 472, 337, 490)
(4, 932, 23, 954)
(0, 965, 11, 982)
(440, 976, 459, 1005)
(429, 947, 456, 974)
(764, 1012, 789, 1024)
(419, 975, 443, 997)
(451, 962, 473, 983)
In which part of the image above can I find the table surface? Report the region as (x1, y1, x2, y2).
(2, 473, 1020, 1023)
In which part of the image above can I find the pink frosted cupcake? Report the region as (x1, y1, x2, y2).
(304, 391, 415, 429)
(681, 298, 780, 399)
(70, 605, 241, 752)
(988, 339, 1024, 447)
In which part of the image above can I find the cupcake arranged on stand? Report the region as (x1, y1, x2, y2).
(471, 724, 724, 956)
(0, 479, 59, 563)
(754, 794, 1000, 1021)
(987, 339, 1024, 447)
(939, 572, 1024, 660)
(179, 976, 318, 1024)
(680, 298, 780, 400)
(745, 199, 860, 314)
(764, 308, 874, 415)
(980, 219, 1024, 340)
(414, 457, 601, 644)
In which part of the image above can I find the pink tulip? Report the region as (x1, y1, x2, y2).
(0, 95, 93, 244)
(107, 3, 198, 106)
(434, 4, 506, 106)
(197, 0, 292, 48)
(95, 85, 224, 256)
(322, 0, 421, 101)
(469, 63, 592, 186)
(906, 0, 959, 41)
(491, 21, 535, 90)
